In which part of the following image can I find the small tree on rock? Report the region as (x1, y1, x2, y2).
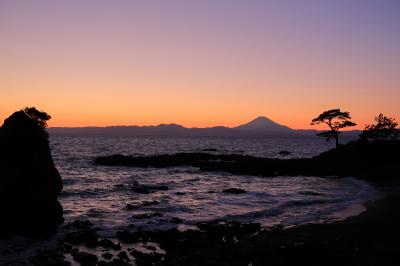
(360, 114, 399, 142)
(311, 109, 356, 148)
(23, 107, 51, 128)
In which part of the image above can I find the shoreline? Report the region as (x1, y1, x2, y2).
(161, 190, 400, 265)
(22, 188, 400, 266)
(3, 137, 399, 265)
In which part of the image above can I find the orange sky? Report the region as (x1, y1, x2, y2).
(1, 1, 399, 130)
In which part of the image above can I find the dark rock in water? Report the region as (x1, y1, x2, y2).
(96, 140, 400, 182)
(115, 220, 261, 265)
(65, 219, 94, 230)
(116, 230, 137, 243)
(117, 230, 152, 243)
(130, 249, 164, 266)
(132, 212, 163, 219)
(131, 186, 151, 194)
(64, 219, 99, 247)
(71, 250, 98, 266)
(102, 252, 113, 260)
(127, 201, 160, 209)
(98, 239, 121, 250)
(142, 200, 160, 206)
(279, 150, 291, 156)
(131, 184, 169, 194)
(195, 220, 261, 242)
(98, 259, 131, 266)
(117, 251, 130, 261)
(65, 229, 98, 246)
(223, 188, 247, 194)
(125, 203, 137, 210)
(0, 109, 63, 234)
(300, 190, 323, 196)
(131, 187, 151, 194)
(175, 191, 186, 196)
(171, 217, 183, 224)
(202, 148, 218, 152)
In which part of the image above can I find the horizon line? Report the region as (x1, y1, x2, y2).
(47, 124, 361, 132)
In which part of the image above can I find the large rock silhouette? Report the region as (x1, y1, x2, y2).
(0, 108, 63, 234)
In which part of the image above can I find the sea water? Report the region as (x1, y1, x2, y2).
(0, 135, 379, 265)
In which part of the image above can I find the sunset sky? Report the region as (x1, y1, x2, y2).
(1, 0, 399, 129)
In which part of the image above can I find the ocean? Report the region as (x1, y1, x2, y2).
(0, 134, 380, 265)
(53, 135, 377, 231)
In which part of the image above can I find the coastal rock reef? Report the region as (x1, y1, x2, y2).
(95, 139, 400, 182)
(0, 109, 63, 234)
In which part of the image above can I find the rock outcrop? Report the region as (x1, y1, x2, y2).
(96, 140, 400, 182)
(0, 109, 63, 234)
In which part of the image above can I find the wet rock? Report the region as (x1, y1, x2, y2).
(0, 108, 63, 234)
(171, 217, 183, 224)
(223, 188, 247, 194)
(64, 219, 101, 247)
(279, 150, 291, 156)
(149, 228, 205, 254)
(131, 187, 151, 194)
(202, 148, 218, 152)
(131, 184, 169, 194)
(130, 249, 164, 266)
(30, 248, 69, 266)
(65, 219, 94, 230)
(65, 229, 98, 246)
(97, 258, 131, 266)
(117, 251, 130, 261)
(71, 250, 98, 266)
(142, 200, 160, 206)
(195, 220, 261, 244)
(116, 221, 262, 264)
(116, 230, 134, 243)
(300, 190, 323, 196)
(125, 203, 137, 210)
(125, 201, 160, 211)
(117, 230, 151, 243)
(132, 212, 163, 219)
(98, 239, 121, 250)
(102, 252, 113, 260)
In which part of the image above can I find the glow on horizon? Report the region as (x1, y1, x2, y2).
(1, 1, 399, 130)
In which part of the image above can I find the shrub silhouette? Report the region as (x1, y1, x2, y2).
(311, 109, 356, 148)
(360, 114, 399, 142)
(24, 107, 51, 128)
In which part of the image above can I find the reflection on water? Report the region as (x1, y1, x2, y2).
(50, 135, 377, 234)
(0, 135, 378, 265)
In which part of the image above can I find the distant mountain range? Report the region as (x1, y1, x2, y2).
(48, 116, 360, 137)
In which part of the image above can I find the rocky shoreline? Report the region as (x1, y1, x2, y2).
(2, 108, 399, 265)
(95, 140, 400, 182)
(26, 190, 400, 266)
